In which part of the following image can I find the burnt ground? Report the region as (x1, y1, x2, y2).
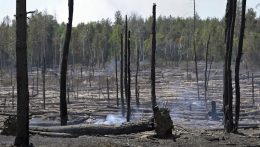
(0, 61, 260, 146)
(1, 127, 260, 147)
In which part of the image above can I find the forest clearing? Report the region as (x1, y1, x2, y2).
(0, 0, 260, 146)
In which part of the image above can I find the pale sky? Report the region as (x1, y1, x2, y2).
(0, 0, 260, 26)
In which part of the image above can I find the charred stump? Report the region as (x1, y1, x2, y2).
(153, 106, 173, 138)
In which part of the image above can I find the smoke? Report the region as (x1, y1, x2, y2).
(94, 114, 126, 125)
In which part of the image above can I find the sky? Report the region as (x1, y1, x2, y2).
(0, 0, 260, 26)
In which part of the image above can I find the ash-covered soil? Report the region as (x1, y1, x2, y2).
(0, 62, 260, 146)
(1, 127, 260, 147)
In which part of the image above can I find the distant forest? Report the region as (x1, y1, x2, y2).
(0, 5, 259, 70)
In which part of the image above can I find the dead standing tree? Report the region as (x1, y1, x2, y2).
(193, 0, 200, 99)
(127, 31, 131, 122)
(120, 33, 125, 116)
(14, 0, 30, 145)
(151, 4, 157, 112)
(60, 0, 73, 126)
(204, 34, 210, 103)
(223, 0, 237, 133)
(135, 39, 140, 108)
(115, 51, 119, 107)
(234, 0, 246, 132)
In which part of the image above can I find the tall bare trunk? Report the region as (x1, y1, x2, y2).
(127, 31, 131, 122)
(60, 0, 73, 126)
(124, 16, 129, 120)
(151, 4, 157, 112)
(223, 0, 237, 133)
(135, 39, 140, 108)
(115, 52, 119, 107)
(204, 34, 210, 102)
(120, 33, 125, 116)
(234, 0, 246, 132)
(14, 0, 30, 145)
(193, 0, 200, 99)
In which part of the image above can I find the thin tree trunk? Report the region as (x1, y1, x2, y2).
(115, 52, 119, 107)
(42, 53, 46, 109)
(204, 34, 210, 102)
(151, 4, 157, 112)
(36, 60, 39, 95)
(14, 0, 30, 145)
(120, 33, 125, 116)
(252, 73, 255, 105)
(193, 0, 200, 99)
(135, 39, 140, 108)
(127, 31, 131, 122)
(60, 0, 73, 126)
(234, 0, 246, 132)
(124, 16, 129, 120)
(107, 76, 110, 106)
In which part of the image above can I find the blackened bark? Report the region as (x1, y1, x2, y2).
(224, 0, 236, 133)
(115, 52, 119, 107)
(107, 76, 110, 106)
(120, 33, 125, 116)
(42, 53, 46, 109)
(60, 0, 73, 126)
(135, 40, 140, 108)
(204, 34, 210, 102)
(193, 0, 200, 100)
(124, 16, 128, 119)
(234, 0, 246, 132)
(127, 31, 131, 122)
(36, 60, 39, 95)
(252, 73, 255, 105)
(14, 0, 30, 146)
(151, 4, 157, 112)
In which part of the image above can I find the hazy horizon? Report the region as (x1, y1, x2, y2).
(1, 0, 260, 26)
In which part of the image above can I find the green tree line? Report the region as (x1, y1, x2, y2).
(0, 7, 259, 70)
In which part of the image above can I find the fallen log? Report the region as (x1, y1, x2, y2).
(29, 119, 154, 137)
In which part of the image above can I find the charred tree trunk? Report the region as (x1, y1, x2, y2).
(107, 76, 110, 106)
(193, 0, 200, 99)
(234, 0, 246, 132)
(124, 16, 129, 120)
(151, 4, 157, 112)
(115, 52, 119, 107)
(60, 0, 73, 126)
(223, 0, 237, 133)
(252, 73, 255, 105)
(120, 33, 125, 116)
(14, 0, 30, 145)
(42, 53, 46, 109)
(127, 31, 131, 122)
(135, 40, 140, 108)
(204, 34, 210, 102)
(36, 60, 39, 95)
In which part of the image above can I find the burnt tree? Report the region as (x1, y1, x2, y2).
(124, 16, 129, 120)
(151, 3, 157, 112)
(223, 0, 237, 133)
(14, 0, 30, 146)
(234, 0, 246, 132)
(60, 0, 73, 126)
(120, 33, 125, 116)
(127, 31, 131, 122)
(115, 52, 119, 107)
(135, 40, 140, 108)
(204, 34, 210, 102)
(193, 0, 200, 99)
